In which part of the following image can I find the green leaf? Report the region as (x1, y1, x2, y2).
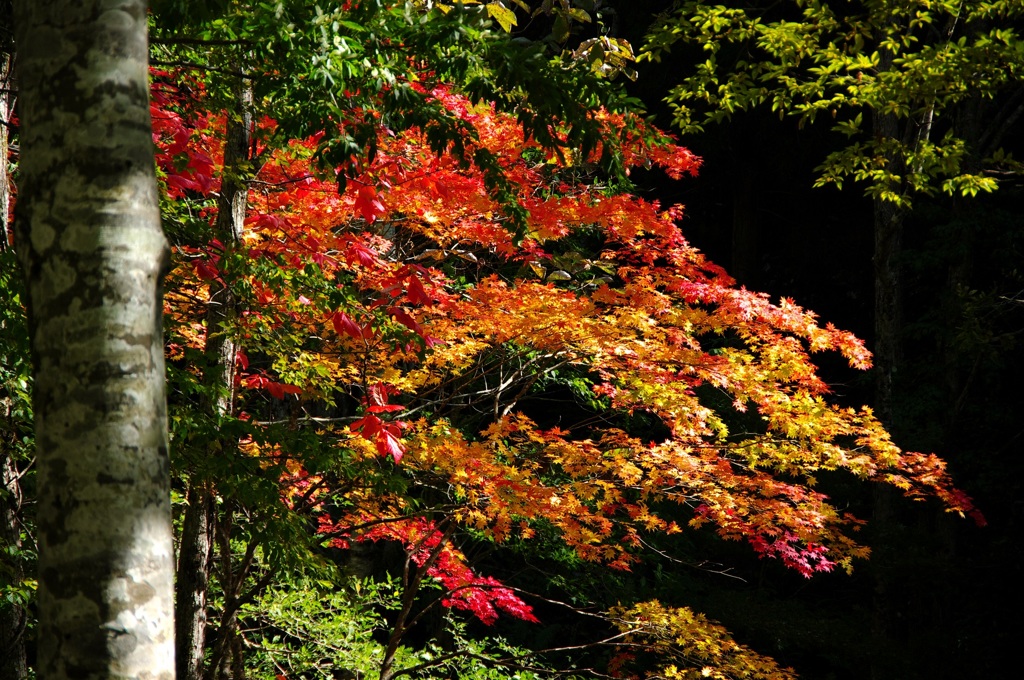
(486, 2, 517, 33)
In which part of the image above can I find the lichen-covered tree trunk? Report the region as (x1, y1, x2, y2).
(12, 3, 175, 680)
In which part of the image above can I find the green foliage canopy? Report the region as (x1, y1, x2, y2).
(642, 0, 1024, 206)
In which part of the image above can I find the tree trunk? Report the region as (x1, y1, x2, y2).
(872, 192, 903, 429)
(869, 102, 907, 680)
(0, 451, 27, 680)
(0, 50, 11, 253)
(206, 87, 253, 680)
(869, 196, 903, 680)
(176, 480, 215, 680)
(730, 164, 758, 287)
(12, 3, 175, 680)
(175, 79, 253, 680)
(0, 46, 28, 680)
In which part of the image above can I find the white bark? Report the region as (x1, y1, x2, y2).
(12, 2, 175, 680)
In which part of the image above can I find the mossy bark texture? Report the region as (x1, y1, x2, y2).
(12, 2, 175, 680)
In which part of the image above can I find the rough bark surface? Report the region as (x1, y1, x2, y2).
(175, 481, 214, 680)
(12, 2, 175, 680)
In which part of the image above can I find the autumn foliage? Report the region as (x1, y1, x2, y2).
(151, 62, 979, 678)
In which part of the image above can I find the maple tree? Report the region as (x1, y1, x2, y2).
(147, 35, 980, 676)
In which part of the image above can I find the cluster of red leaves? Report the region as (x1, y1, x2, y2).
(154, 76, 439, 458)
(319, 515, 538, 625)
(151, 72, 220, 198)
(351, 383, 409, 462)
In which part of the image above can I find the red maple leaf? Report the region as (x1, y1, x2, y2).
(351, 414, 407, 463)
(354, 184, 386, 223)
